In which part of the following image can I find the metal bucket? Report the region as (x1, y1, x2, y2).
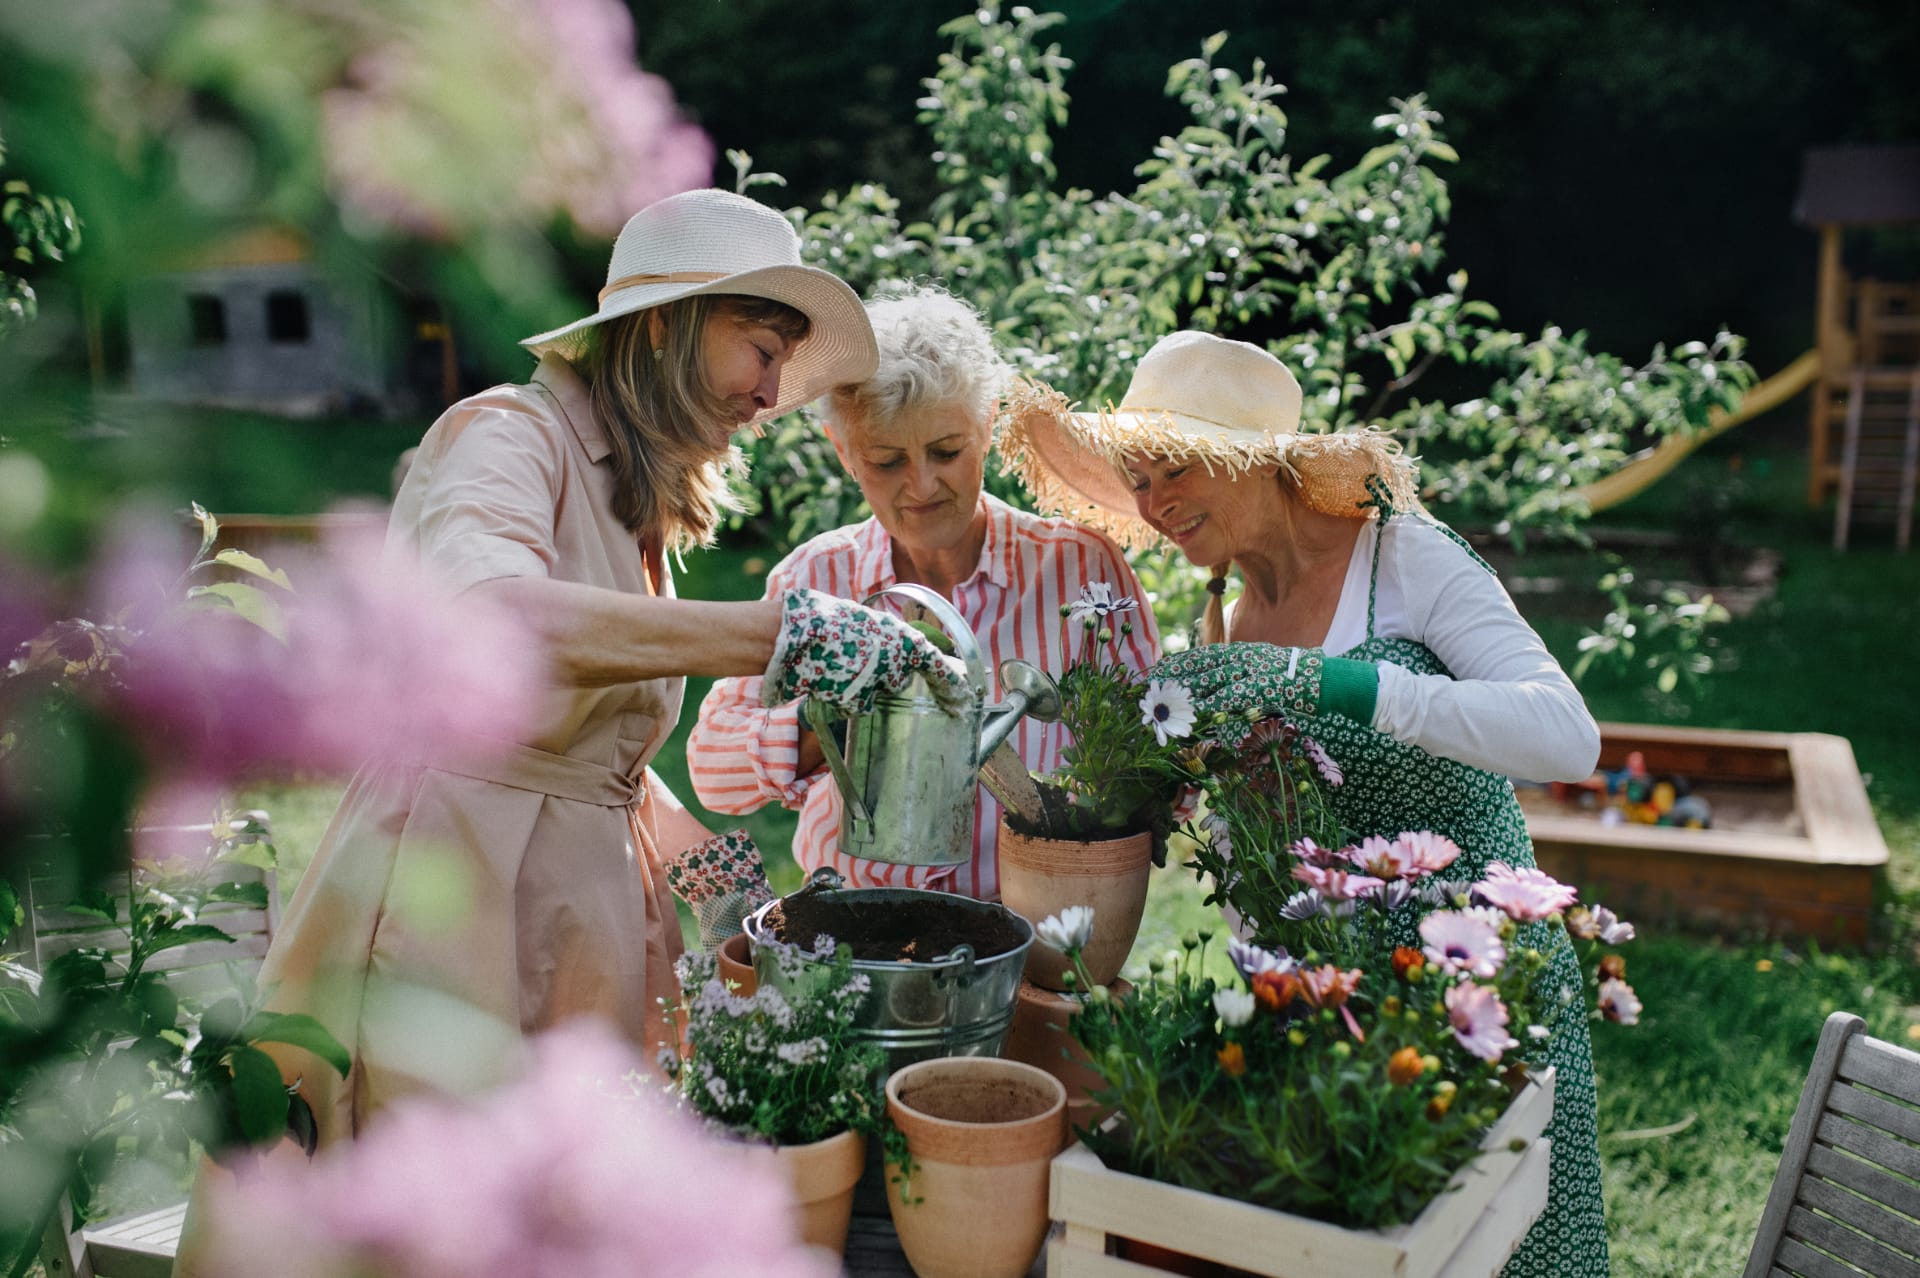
(743, 871, 1035, 1074)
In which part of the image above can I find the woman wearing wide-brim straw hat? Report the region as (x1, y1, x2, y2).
(177, 189, 969, 1249)
(1001, 329, 1610, 1278)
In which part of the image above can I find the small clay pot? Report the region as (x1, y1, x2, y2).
(764, 1129, 865, 1256)
(997, 819, 1152, 990)
(1001, 978, 1132, 1133)
(885, 1056, 1066, 1278)
(716, 930, 757, 995)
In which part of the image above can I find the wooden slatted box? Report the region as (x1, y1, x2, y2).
(1047, 1069, 1554, 1277)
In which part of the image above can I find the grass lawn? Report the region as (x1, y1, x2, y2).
(235, 406, 1917, 1277)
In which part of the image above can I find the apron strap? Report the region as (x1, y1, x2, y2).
(416, 742, 640, 807)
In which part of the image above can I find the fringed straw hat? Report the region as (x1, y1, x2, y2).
(998, 330, 1420, 547)
(520, 188, 877, 423)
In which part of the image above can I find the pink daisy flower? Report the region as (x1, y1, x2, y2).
(1445, 981, 1520, 1063)
(1398, 830, 1463, 878)
(1289, 837, 1341, 868)
(1419, 911, 1508, 979)
(1302, 736, 1343, 786)
(1347, 834, 1416, 880)
(1292, 863, 1384, 902)
(1474, 862, 1578, 922)
(1598, 978, 1643, 1025)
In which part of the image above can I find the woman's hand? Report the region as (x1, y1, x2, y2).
(762, 588, 970, 716)
(1152, 643, 1327, 729)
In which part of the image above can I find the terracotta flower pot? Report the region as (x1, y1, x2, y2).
(997, 819, 1152, 990)
(1001, 978, 1132, 1132)
(762, 1128, 865, 1257)
(716, 930, 757, 995)
(885, 1056, 1067, 1278)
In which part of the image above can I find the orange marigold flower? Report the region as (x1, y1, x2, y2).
(1250, 968, 1302, 1012)
(1388, 1046, 1426, 1086)
(1216, 1042, 1247, 1077)
(1597, 953, 1627, 983)
(1392, 946, 1425, 980)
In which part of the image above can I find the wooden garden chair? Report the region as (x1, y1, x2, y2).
(1742, 1010, 1920, 1278)
(16, 815, 281, 1278)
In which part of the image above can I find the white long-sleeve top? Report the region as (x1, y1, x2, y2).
(1237, 516, 1600, 784)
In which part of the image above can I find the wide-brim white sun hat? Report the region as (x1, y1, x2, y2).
(998, 330, 1421, 547)
(520, 188, 878, 424)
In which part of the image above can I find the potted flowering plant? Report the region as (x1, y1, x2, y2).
(997, 582, 1197, 991)
(665, 937, 887, 1257)
(1037, 711, 1644, 1274)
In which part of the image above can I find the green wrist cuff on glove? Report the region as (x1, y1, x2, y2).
(1316, 657, 1379, 723)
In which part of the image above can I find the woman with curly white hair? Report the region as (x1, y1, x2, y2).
(689, 284, 1159, 901)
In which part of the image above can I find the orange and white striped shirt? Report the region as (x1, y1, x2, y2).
(688, 494, 1160, 900)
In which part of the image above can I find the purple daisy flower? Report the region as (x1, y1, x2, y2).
(1445, 981, 1520, 1063)
(1420, 910, 1508, 979)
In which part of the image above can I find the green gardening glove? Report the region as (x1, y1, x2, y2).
(1148, 643, 1378, 738)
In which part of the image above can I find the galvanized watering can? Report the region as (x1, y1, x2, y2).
(803, 583, 1060, 867)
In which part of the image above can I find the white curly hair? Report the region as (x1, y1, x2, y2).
(823, 282, 1009, 436)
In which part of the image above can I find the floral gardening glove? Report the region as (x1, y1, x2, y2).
(762, 587, 970, 717)
(664, 829, 775, 953)
(1149, 643, 1378, 741)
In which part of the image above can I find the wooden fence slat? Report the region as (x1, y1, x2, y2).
(1796, 1177, 1920, 1258)
(1804, 1146, 1920, 1227)
(1785, 1204, 1920, 1278)
(1817, 1113, 1920, 1182)
(1828, 1083, 1920, 1146)
(1775, 1235, 1876, 1278)
(1836, 1036, 1920, 1110)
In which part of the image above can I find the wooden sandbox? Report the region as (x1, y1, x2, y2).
(1519, 723, 1888, 944)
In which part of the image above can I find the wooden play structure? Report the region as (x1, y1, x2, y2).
(1795, 142, 1920, 550)
(1578, 142, 1920, 552)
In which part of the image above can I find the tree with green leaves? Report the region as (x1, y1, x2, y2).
(735, 5, 1749, 694)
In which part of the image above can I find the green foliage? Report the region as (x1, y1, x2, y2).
(0, 129, 81, 340)
(733, 4, 1750, 694)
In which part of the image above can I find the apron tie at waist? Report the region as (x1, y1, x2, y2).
(414, 742, 640, 807)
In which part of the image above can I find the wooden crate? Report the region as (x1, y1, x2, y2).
(1520, 723, 1888, 944)
(1047, 1071, 1553, 1278)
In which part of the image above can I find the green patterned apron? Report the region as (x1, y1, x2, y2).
(1308, 512, 1609, 1277)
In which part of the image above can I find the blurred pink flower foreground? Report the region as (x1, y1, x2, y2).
(203, 1020, 837, 1278)
(117, 513, 542, 780)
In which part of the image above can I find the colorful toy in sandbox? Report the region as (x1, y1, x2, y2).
(1536, 750, 1714, 829)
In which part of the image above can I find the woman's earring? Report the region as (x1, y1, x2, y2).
(652, 346, 664, 362)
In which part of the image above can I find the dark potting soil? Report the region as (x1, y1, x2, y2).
(764, 894, 1027, 963)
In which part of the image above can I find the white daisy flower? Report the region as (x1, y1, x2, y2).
(1213, 988, 1257, 1028)
(1139, 680, 1196, 745)
(1036, 906, 1096, 952)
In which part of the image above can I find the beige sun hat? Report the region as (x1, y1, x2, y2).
(998, 330, 1421, 547)
(520, 188, 878, 422)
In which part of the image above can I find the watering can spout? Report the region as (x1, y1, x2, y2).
(975, 660, 1063, 764)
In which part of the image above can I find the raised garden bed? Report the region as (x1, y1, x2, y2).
(1519, 723, 1887, 944)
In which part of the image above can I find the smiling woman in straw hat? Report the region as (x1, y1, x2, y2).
(1002, 329, 1610, 1278)
(211, 190, 971, 1166)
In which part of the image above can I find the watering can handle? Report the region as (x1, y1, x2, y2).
(860, 583, 988, 696)
(804, 698, 875, 839)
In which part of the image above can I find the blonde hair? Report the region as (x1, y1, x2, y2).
(1200, 563, 1232, 646)
(580, 294, 809, 552)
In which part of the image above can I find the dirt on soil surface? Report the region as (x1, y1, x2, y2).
(898, 1078, 1057, 1123)
(764, 894, 1027, 963)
